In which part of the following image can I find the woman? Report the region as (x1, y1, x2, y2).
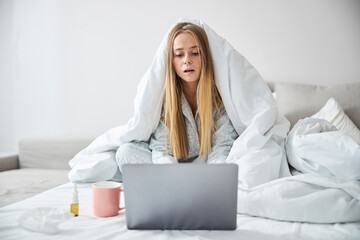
(116, 22, 238, 169)
(70, 18, 288, 187)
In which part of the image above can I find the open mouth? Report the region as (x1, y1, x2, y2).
(184, 69, 195, 73)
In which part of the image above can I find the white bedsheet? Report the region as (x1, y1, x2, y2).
(0, 182, 359, 240)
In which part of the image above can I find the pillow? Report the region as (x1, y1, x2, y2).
(273, 82, 360, 129)
(311, 98, 360, 144)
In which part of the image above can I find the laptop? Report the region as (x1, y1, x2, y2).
(122, 163, 238, 230)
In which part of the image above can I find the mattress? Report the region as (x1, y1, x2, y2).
(0, 182, 359, 240)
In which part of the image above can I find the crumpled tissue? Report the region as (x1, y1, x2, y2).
(18, 207, 72, 234)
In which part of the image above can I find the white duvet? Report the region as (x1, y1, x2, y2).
(237, 117, 360, 223)
(68, 18, 360, 224)
(287, 117, 360, 179)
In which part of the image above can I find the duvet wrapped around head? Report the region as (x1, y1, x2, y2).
(68, 18, 291, 188)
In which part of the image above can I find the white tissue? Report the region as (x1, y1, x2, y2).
(18, 207, 72, 234)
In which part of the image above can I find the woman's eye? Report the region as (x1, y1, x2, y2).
(192, 52, 200, 56)
(175, 54, 183, 58)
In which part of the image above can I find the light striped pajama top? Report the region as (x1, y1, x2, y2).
(149, 92, 239, 164)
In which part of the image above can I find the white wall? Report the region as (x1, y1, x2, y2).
(1, 0, 360, 152)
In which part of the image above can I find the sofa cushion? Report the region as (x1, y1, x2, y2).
(0, 168, 69, 207)
(273, 82, 360, 129)
(19, 137, 93, 169)
(0, 152, 19, 172)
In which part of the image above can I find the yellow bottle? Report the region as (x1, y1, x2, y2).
(70, 183, 79, 217)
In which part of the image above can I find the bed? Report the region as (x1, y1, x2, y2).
(1, 182, 359, 240)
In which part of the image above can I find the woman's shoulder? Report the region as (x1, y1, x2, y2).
(214, 106, 228, 123)
(214, 108, 238, 134)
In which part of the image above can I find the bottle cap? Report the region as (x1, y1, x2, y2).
(72, 183, 78, 203)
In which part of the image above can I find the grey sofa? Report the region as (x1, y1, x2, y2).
(0, 81, 359, 208)
(0, 137, 93, 207)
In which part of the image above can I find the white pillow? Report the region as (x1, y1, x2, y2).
(311, 98, 360, 144)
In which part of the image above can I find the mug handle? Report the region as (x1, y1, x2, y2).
(118, 188, 125, 211)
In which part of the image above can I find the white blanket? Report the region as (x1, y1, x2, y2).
(286, 117, 360, 179)
(238, 118, 360, 223)
(68, 18, 360, 224)
(247, 117, 360, 223)
(68, 17, 290, 187)
(237, 173, 360, 223)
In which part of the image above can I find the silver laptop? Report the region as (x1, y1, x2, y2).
(122, 163, 238, 230)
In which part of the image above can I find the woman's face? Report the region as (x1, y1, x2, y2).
(173, 33, 202, 84)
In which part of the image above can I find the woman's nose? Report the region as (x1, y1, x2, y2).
(184, 54, 192, 64)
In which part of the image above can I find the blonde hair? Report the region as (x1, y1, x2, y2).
(164, 22, 224, 161)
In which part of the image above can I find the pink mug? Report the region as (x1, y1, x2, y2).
(92, 181, 125, 217)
